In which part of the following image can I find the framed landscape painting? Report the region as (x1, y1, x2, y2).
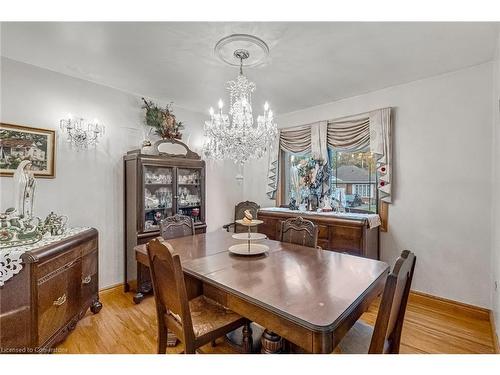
(0, 123, 56, 178)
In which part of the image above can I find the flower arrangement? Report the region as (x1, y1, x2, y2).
(141, 98, 184, 140)
(297, 158, 318, 189)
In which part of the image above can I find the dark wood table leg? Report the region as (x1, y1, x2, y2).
(242, 320, 253, 353)
(261, 329, 283, 354)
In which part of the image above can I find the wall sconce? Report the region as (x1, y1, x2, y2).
(60, 115, 105, 150)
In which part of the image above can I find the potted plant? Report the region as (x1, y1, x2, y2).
(141, 98, 185, 140)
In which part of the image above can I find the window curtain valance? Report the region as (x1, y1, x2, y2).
(280, 124, 312, 153)
(327, 117, 370, 151)
(266, 107, 392, 203)
(265, 122, 327, 199)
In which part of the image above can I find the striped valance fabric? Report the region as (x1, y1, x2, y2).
(327, 117, 370, 151)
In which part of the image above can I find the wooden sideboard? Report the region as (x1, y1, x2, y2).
(258, 208, 379, 259)
(0, 228, 101, 353)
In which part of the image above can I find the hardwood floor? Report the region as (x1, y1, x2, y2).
(56, 287, 497, 354)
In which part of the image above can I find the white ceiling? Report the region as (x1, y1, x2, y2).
(1, 22, 499, 115)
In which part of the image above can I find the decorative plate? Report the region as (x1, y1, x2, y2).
(228, 243, 269, 256)
(232, 232, 267, 241)
(235, 219, 264, 227)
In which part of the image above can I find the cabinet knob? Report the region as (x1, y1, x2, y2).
(53, 293, 67, 307)
(82, 275, 92, 285)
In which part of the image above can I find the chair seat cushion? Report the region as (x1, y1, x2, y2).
(336, 321, 391, 354)
(189, 296, 243, 338)
(337, 321, 374, 354)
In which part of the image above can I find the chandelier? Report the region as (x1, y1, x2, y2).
(203, 44, 278, 165)
(60, 116, 105, 150)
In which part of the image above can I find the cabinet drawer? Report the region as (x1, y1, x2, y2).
(37, 247, 80, 280)
(331, 225, 363, 250)
(81, 250, 98, 304)
(258, 219, 278, 240)
(318, 225, 329, 239)
(37, 259, 81, 345)
(82, 250, 97, 276)
(36, 238, 96, 279)
(80, 238, 98, 257)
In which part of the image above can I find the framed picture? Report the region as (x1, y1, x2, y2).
(0, 123, 56, 178)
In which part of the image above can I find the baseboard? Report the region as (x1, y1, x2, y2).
(409, 290, 490, 320)
(99, 282, 126, 294)
(99, 280, 138, 294)
(490, 310, 500, 354)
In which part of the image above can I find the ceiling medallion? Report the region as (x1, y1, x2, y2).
(214, 34, 270, 67)
(203, 35, 277, 165)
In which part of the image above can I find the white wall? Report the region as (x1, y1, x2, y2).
(0, 57, 242, 288)
(492, 33, 500, 339)
(244, 63, 494, 308)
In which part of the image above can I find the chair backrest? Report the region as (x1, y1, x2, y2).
(160, 214, 195, 239)
(234, 201, 260, 233)
(280, 217, 318, 248)
(146, 238, 195, 345)
(369, 250, 416, 354)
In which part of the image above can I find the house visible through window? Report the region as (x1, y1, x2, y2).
(354, 184, 373, 198)
(283, 148, 378, 213)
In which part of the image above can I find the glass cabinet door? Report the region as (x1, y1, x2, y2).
(143, 165, 174, 232)
(176, 168, 202, 223)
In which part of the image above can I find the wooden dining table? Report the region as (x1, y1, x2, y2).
(135, 230, 389, 354)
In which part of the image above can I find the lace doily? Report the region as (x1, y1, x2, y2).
(0, 227, 90, 287)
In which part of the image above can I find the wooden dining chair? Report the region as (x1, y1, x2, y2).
(147, 238, 248, 354)
(160, 214, 195, 239)
(280, 216, 319, 248)
(223, 200, 260, 233)
(157, 214, 196, 345)
(335, 250, 416, 354)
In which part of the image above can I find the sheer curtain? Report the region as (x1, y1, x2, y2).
(266, 108, 392, 203)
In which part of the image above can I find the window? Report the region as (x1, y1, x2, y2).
(283, 148, 378, 214)
(283, 151, 312, 206)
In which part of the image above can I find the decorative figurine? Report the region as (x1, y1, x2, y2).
(13, 160, 36, 219)
(322, 196, 333, 212)
(43, 211, 68, 236)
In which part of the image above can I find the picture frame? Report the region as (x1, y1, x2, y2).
(0, 122, 56, 178)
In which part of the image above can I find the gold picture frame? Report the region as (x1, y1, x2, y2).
(0, 122, 56, 178)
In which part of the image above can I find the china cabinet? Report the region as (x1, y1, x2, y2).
(123, 139, 206, 303)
